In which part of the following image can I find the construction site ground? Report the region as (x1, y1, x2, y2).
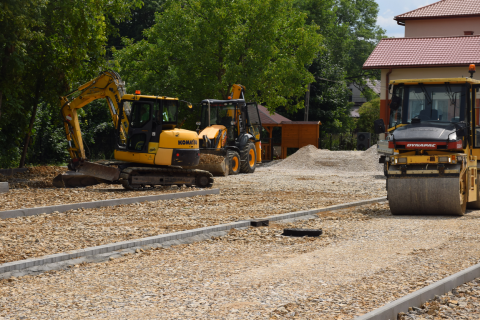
(2, 147, 480, 319)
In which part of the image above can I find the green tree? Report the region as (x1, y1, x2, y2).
(107, 0, 167, 56)
(290, 0, 385, 132)
(274, 51, 354, 133)
(0, 0, 45, 121)
(357, 97, 380, 134)
(114, 0, 322, 113)
(0, 0, 142, 168)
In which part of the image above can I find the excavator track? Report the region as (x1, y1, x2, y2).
(120, 167, 214, 190)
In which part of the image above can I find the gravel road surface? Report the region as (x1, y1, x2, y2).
(0, 168, 385, 264)
(3, 202, 480, 319)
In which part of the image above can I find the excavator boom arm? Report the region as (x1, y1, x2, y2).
(60, 71, 128, 160)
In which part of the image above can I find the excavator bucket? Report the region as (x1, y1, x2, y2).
(184, 150, 228, 177)
(53, 161, 120, 188)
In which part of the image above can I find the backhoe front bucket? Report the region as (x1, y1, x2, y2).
(184, 150, 228, 177)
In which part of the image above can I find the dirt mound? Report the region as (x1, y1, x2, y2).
(1, 166, 67, 189)
(269, 144, 382, 173)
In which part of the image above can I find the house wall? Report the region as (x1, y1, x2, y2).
(405, 17, 480, 38)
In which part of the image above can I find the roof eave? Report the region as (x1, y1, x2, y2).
(363, 63, 475, 70)
(394, 13, 480, 22)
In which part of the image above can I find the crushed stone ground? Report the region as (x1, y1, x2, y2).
(3, 204, 480, 319)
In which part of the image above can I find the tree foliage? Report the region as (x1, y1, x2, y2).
(0, 0, 142, 167)
(357, 97, 380, 134)
(280, 0, 385, 133)
(0, 0, 386, 166)
(114, 0, 322, 113)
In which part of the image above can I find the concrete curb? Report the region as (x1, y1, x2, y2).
(0, 196, 387, 275)
(355, 257, 480, 319)
(0, 182, 7, 194)
(0, 189, 220, 219)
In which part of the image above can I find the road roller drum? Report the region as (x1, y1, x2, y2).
(388, 176, 466, 215)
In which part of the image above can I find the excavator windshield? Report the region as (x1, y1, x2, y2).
(389, 84, 466, 128)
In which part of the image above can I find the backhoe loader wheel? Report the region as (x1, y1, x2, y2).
(228, 151, 240, 175)
(240, 142, 256, 174)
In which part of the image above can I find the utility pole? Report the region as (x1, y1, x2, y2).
(304, 83, 310, 121)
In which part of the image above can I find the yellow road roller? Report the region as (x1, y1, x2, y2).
(375, 66, 480, 215)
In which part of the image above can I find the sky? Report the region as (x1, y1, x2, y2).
(375, 0, 438, 37)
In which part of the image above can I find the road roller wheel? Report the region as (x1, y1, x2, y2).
(388, 173, 466, 216)
(459, 172, 467, 215)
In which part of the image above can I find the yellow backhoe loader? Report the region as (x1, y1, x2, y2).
(376, 65, 480, 215)
(53, 70, 213, 189)
(187, 84, 262, 176)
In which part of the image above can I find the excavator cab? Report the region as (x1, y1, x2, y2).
(118, 98, 179, 153)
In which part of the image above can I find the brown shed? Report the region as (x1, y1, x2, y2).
(257, 105, 322, 160)
(280, 121, 322, 159)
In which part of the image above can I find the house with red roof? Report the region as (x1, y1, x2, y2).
(363, 0, 480, 127)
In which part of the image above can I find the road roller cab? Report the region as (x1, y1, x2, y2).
(377, 73, 480, 215)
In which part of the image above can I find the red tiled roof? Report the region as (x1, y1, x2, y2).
(395, 0, 480, 21)
(257, 104, 290, 125)
(363, 36, 480, 69)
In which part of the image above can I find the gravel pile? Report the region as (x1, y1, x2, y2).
(399, 280, 480, 319)
(270, 144, 382, 173)
(258, 159, 283, 168)
(4, 203, 480, 319)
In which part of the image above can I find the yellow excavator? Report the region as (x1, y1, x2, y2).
(376, 65, 480, 215)
(188, 84, 262, 176)
(53, 70, 213, 189)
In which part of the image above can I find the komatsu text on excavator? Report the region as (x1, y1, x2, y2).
(376, 65, 480, 215)
(53, 71, 213, 189)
